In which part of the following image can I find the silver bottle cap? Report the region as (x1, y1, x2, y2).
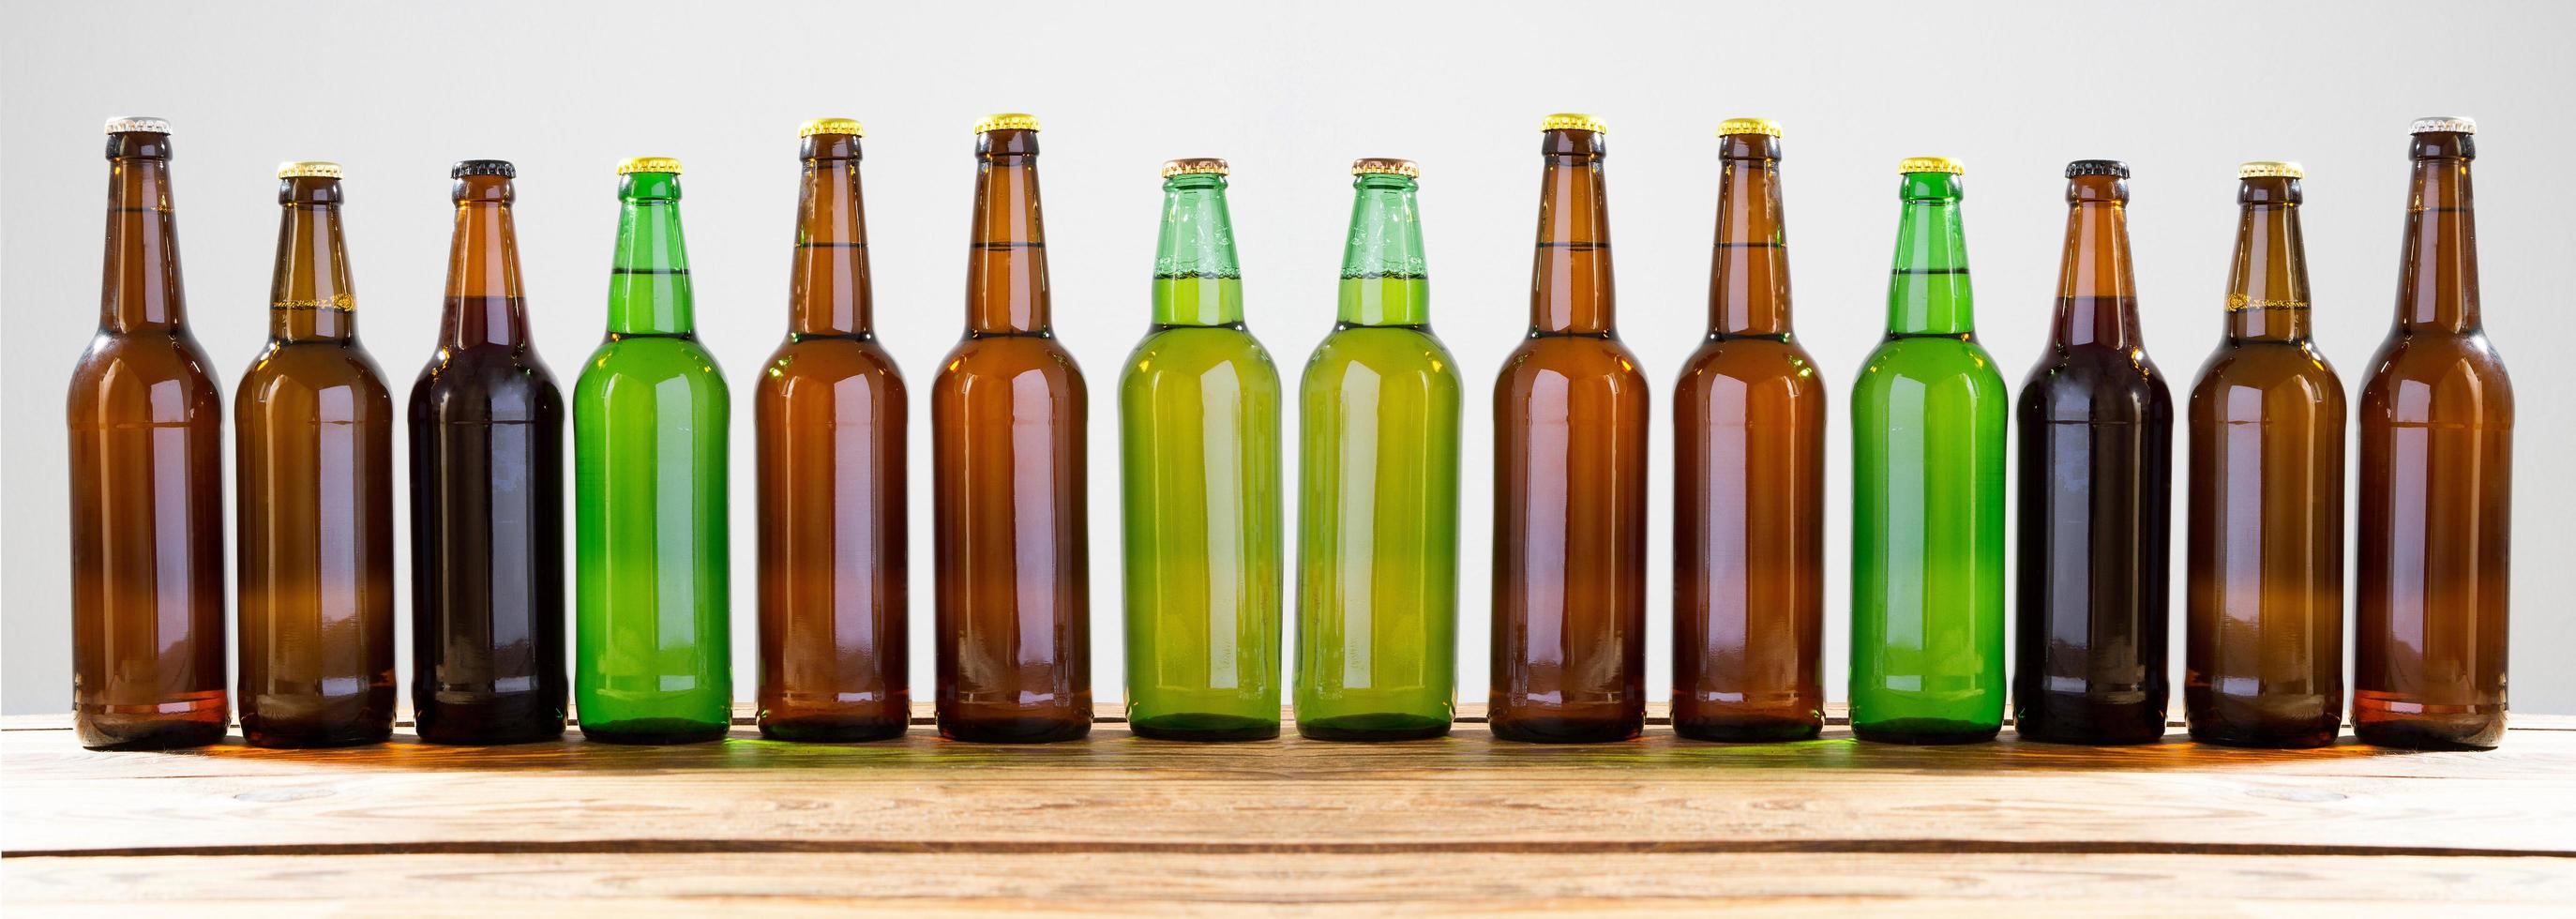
(103, 116, 172, 135)
(2408, 115, 2477, 135)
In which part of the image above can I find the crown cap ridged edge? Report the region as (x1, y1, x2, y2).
(2237, 160, 2304, 179)
(1351, 158, 1420, 178)
(616, 156, 682, 175)
(1899, 156, 1964, 175)
(104, 116, 170, 135)
(973, 113, 1040, 134)
(1162, 158, 1228, 178)
(1718, 117, 1783, 138)
(276, 160, 341, 179)
(801, 117, 865, 138)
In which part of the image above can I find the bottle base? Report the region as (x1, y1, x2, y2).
(580, 718, 731, 746)
(1129, 713, 1281, 742)
(2353, 718, 2503, 750)
(1296, 713, 1452, 742)
(1671, 715, 1823, 744)
(414, 695, 567, 746)
(1489, 715, 1642, 744)
(938, 716, 1092, 744)
(2013, 690, 2169, 745)
(76, 711, 229, 751)
(242, 721, 394, 749)
(760, 715, 912, 743)
(1850, 718, 1999, 746)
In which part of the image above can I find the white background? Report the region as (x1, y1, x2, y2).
(5, 1, 2569, 716)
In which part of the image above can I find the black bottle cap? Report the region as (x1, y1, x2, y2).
(2065, 159, 2130, 178)
(451, 159, 516, 178)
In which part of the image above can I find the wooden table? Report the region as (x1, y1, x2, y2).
(8, 706, 2573, 914)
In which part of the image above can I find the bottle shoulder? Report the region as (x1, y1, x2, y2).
(2360, 331, 2513, 423)
(2190, 341, 2343, 401)
(410, 347, 565, 420)
(1303, 326, 1461, 380)
(1122, 327, 1280, 387)
(67, 330, 222, 421)
(1853, 336, 2006, 390)
(1677, 337, 1824, 390)
(577, 335, 730, 392)
(2016, 344, 2174, 423)
(236, 339, 392, 399)
(1496, 335, 1649, 390)
(763, 335, 905, 384)
(935, 334, 1085, 386)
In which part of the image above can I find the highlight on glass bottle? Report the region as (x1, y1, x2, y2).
(1847, 156, 2008, 746)
(572, 156, 733, 745)
(2184, 160, 2343, 749)
(756, 118, 911, 743)
(1119, 157, 1285, 742)
(2355, 116, 2512, 750)
(1293, 157, 1464, 742)
(931, 113, 1094, 743)
(410, 158, 568, 746)
(67, 116, 230, 751)
(2012, 158, 2174, 746)
(234, 159, 398, 749)
(1489, 113, 1650, 744)
(1672, 117, 1826, 743)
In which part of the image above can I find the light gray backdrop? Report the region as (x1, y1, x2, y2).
(5, 1, 2569, 716)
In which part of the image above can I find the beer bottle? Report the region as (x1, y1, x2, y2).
(2012, 160, 2175, 746)
(409, 159, 567, 746)
(573, 157, 731, 745)
(1294, 158, 1464, 742)
(1849, 158, 2006, 745)
(234, 161, 398, 748)
(1119, 158, 1284, 742)
(66, 117, 228, 750)
(1672, 118, 1826, 742)
(757, 119, 910, 743)
(2356, 116, 2512, 749)
(2184, 161, 2344, 749)
(1490, 115, 1649, 744)
(932, 114, 1092, 743)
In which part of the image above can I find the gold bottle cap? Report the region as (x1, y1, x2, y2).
(1717, 117, 1783, 138)
(1351, 158, 1420, 178)
(1899, 156, 1966, 175)
(2238, 160, 2304, 179)
(1162, 158, 1228, 178)
(103, 115, 171, 135)
(617, 157, 683, 175)
(276, 160, 342, 179)
(800, 117, 866, 138)
(1541, 113, 1607, 134)
(2409, 115, 2477, 135)
(973, 113, 1041, 134)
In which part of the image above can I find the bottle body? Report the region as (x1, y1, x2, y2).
(1119, 325, 1283, 740)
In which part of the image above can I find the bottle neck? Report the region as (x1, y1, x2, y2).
(1709, 134, 1790, 337)
(1529, 129, 1613, 335)
(2051, 174, 2142, 349)
(99, 134, 186, 334)
(792, 134, 873, 337)
(2396, 133, 2479, 333)
(2224, 177, 2312, 343)
(966, 128, 1049, 335)
(1885, 173, 1974, 335)
(1337, 174, 1429, 326)
(1151, 173, 1243, 327)
(442, 174, 530, 349)
(607, 172, 694, 336)
(269, 176, 355, 343)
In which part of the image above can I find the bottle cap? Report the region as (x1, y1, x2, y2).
(973, 113, 1041, 134)
(801, 117, 866, 138)
(2409, 115, 2477, 135)
(1162, 158, 1228, 178)
(1899, 157, 1965, 175)
(277, 160, 342, 179)
(2237, 160, 2303, 179)
(1717, 117, 1783, 138)
(1351, 158, 1420, 177)
(2066, 159, 2130, 178)
(104, 116, 171, 135)
(617, 157, 683, 175)
(451, 159, 516, 178)
(1541, 113, 1607, 134)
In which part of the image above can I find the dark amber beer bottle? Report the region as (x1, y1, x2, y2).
(1672, 118, 1825, 742)
(758, 118, 911, 742)
(2013, 159, 2173, 746)
(2184, 161, 2343, 749)
(409, 160, 567, 746)
(1490, 114, 1649, 744)
(235, 161, 397, 748)
(932, 113, 1092, 743)
(67, 117, 229, 750)
(2356, 117, 2512, 749)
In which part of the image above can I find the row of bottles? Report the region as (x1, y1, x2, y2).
(65, 113, 2511, 752)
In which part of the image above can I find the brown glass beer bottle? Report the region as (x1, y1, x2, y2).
(234, 161, 397, 748)
(1489, 114, 1650, 743)
(66, 117, 229, 750)
(930, 113, 1092, 743)
(2356, 117, 2512, 749)
(2183, 161, 2344, 749)
(757, 118, 911, 742)
(1671, 118, 1826, 742)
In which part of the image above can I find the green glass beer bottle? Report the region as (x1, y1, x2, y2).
(1119, 158, 1284, 742)
(572, 157, 731, 745)
(1848, 157, 2008, 745)
(1293, 158, 1464, 742)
